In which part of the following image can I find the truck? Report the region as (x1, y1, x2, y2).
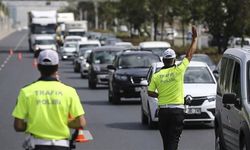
(64, 21, 88, 38)
(28, 10, 57, 52)
(56, 12, 75, 46)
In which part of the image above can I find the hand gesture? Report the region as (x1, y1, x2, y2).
(192, 26, 197, 39)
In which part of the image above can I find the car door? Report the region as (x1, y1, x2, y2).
(218, 57, 235, 149)
(226, 60, 242, 150)
(141, 66, 153, 114)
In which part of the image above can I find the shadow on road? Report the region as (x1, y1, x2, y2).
(106, 122, 150, 130)
(184, 123, 214, 130)
(82, 100, 110, 106)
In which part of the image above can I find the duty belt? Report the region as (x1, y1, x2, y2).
(33, 138, 69, 147)
(158, 104, 184, 109)
(23, 135, 69, 150)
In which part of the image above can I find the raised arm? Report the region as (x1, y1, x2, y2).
(186, 26, 198, 61)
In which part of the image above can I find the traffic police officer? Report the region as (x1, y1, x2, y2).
(12, 49, 86, 150)
(148, 26, 197, 150)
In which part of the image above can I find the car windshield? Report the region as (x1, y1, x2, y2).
(78, 48, 91, 56)
(66, 39, 81, 42)
(118, 54, 160, 68)
(155, 66, 215, 83)
(191, 55, 215, 66)
(184, 67, 215, 83)
(65, 43, 77, 48)
(79, 44, 99, 49)
(141, 48, 167, 56)
(68, 32, 85, 37)
(35, 39, 55, 45)
(93, 51, 119, 64)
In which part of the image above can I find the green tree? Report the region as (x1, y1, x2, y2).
(205, 0, 227, 53)
(118, 0, 148, 37)
(0, 1, 9, 16)
(98, 1, 119, 30)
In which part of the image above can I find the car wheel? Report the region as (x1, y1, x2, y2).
(80, 73, 86, 79)
(88, 79, 96, 89)
(112, 91, 121, 104)
(147, 103, 157, 129)
(141, 106, 148, 125)
(215, 126, 225, 150)
(108, 86, 113, 103)
(74, 66, 78, 72)
(240, 135, 249, 150)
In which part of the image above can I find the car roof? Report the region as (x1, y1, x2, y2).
(65, 36, 82, 39)
(64, 41, 78, 44)
(153, 61, 209, 69)
(224, 47, 250, 61)
(78, 40, 100, 45)
(91, 45, 127, 52)
(120, 50, 155, 55)
(34, 35, 54, 40)
(139, 41, 171, 48)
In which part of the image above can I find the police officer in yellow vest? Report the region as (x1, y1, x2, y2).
(148, 26, 197, 150)
(12, 49, 86, 150)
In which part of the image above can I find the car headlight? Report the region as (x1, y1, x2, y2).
(114, 74, 128, 81)
(207, 96, 216, 102)
(93, 65, 101, 72)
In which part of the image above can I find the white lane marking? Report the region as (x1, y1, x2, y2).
(0, 32, 27, 71)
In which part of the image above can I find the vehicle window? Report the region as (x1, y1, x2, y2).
(184, 66, 215, 83)
(218, 57, 228, 95)
(192, 55, 214, 66)
(224, 59, 234, 93)
(248, 61, 250, 101)
(65, 43, 77, 48)
(79, 44, 99, 49)
(35, 39, 55, 45)
(93, 51, 118, 64)
(141, 48, 166, 56)
(118, 54, 160, 68)
(231, 62, 241, 98)
(147, 67, 153, 83)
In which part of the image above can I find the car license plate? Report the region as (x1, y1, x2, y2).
(184, 108, 201, 114)
(99, 74, 108, 79)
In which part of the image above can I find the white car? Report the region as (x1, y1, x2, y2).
(33, 35, 57, 51)
(76, 40, 101, 52)
(64, 35, 87, 43)
(114, 42, 134, 48)
(80, 49, 92, 78)
(61, 41, 78, 60)
(139, 41, 171, 58)
(140, 61, 217, 128)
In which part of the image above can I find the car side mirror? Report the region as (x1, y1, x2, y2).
(140, 80, 148, 86)
(222, 93, 236, 104)
(107, 65, 116, 70)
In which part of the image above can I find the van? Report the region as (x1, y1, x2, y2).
(214, 47, 250, 150)
(228, 37, 250, 48)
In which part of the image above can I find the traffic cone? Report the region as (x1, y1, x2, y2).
(32, 58, 37, 68)
(9, 49, 13, 55)
(18, 52, 22, 61)
(75, 128, 89, 143)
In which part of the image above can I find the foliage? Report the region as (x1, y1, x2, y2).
(0, 1, 9, 16)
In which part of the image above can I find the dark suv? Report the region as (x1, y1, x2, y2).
(107, 50, 161, 104)
(87, 46, 126, 89)
(214, 47, 250, 150)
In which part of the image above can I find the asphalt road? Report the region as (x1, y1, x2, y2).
(0, 30, 215, 150)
